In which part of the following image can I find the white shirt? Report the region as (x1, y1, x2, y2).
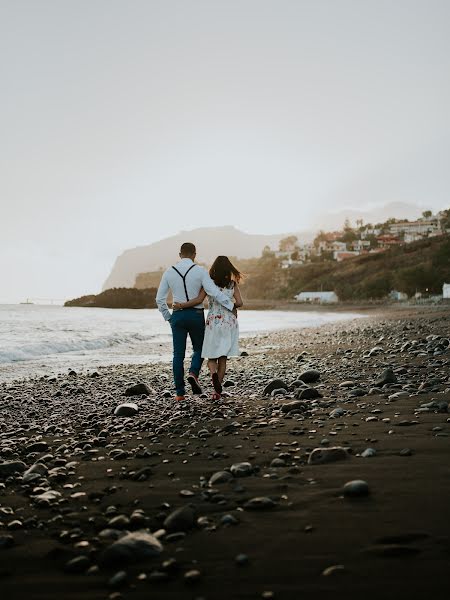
(156, 258, 235, 321)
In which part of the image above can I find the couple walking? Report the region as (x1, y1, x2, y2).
(156, 242, 243, 401)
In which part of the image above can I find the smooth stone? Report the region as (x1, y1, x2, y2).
(209, 471, 233, 486)
(263, 379, 287, 396)
(100, 531, 163, 567)
(230, 462, 253, 477)
(163, 505, 195, 532)
(114, 403, 138, 417)
(330, 408, 345, 418)
(0, 461, 26, 477)
(308, 447, 348, 465)
(64, 555, 91, 574)
(297, 387, 322, 400)
(388, 391, 409, 401)
(235, 553, 249, 565)
(375, 368, 398, 387)
(322, 564, 345, 576)
(280, 400, 306, 414)
(26, 441, 49, 453)
(244, 497, 277, 510)
(184, 569, 202, 584)
(22, 463, 48, 483)
(299, 370, 320, 384)
(339, 381, 355, 388)
(271, 388, 288, 397)
(342, 480, 370, 497)
(361, 448, 377, 458)
(33, 490, 62, 505)
(108, 570, 128, 588)
(125, 383, 151, 396)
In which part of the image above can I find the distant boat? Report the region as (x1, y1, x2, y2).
(20, 298, 34, 305)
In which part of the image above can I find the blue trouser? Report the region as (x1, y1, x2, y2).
(169, 309, 205, 396)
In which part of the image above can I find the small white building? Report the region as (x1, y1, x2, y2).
(295, 291, 339, 304)
(389, 290, 408, 301)
(443, 283, 450, 299)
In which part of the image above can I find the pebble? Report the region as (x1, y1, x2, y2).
(114, 403, 139, 417)
(308, 447, 349, 465)
(342, 480, 370, 497)
(100, 532, 163, 567)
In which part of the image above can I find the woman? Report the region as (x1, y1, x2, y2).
(173, 256, 243, 400)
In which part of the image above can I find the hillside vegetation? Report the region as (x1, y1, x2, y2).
(65, 287, 157, 309)
(242, 234, 450, 301)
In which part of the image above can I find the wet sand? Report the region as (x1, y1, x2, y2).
(1, 306, 449, 600)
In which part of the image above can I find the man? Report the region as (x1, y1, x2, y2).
(156, 242, 236, 401)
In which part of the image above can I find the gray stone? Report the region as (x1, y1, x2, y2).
(342, 479, 370, 497)
(297, 387, 322, 400)
(263, 379, 287, 396)
(299, 370, 320, 384)
(0, 461, 26, 478)
(64, 555, 91, 574)
(163, 505, 195, 532)
(361, 448, 377, 458)
(375, 368, 398, 387)
(125, 383, 151, 397)
(244, 497, 277, 510)
(22, 462, 48, 483)
(230, 462, 253, 477)
(100, 531, 163, 567)
(114, 402, 139, 417)
(308, 447, 349, 465)
(209, 471, 233, 486)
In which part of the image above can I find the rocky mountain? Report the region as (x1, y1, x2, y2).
(102, 226, 314, 290)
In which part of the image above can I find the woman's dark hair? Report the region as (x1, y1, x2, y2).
(209, 256, 242, 288)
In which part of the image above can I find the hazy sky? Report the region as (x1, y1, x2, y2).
(1, 0, 449, 302)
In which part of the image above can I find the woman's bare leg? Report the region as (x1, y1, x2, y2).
(207, 359, 218, 376)
(218, 356, 227, 382)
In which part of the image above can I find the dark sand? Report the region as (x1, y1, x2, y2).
(1, 306, 449, 600)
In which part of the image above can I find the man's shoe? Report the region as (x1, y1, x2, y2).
(187, 373, 202, 394)
(175, 395, 186, 401)
(211, 372, 222, 394)
(211, 392, 221, 401)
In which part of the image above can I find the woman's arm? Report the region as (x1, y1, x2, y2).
(173, 288, 207, 309)
(233, 284, 243, 308)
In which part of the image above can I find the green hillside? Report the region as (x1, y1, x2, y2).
(242, 234, 450, 301)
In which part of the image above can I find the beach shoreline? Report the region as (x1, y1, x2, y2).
(0, 305, 449, 599)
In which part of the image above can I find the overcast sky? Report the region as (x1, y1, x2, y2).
(1, 0, 449, 303)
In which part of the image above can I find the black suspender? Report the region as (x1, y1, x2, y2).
(172, 264, 197, 301)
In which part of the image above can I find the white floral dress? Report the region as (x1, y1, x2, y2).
(201, 285, 239, 359)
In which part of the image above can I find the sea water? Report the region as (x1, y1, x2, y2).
(0, 304, 363, 381)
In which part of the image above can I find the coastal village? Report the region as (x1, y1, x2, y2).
(271, 209, 450, 304)
(276, 209, 450, 267)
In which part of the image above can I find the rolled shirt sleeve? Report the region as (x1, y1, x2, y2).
(156, 271, 172, 321)
(201, 271, 234, 311)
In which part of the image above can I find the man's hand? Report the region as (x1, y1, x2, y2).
(232, 306, 238, 317)
(172, 302, 184, 310)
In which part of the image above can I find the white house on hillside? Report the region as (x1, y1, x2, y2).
(295, 291, 339, 304)
(443, 283, 450, 299)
